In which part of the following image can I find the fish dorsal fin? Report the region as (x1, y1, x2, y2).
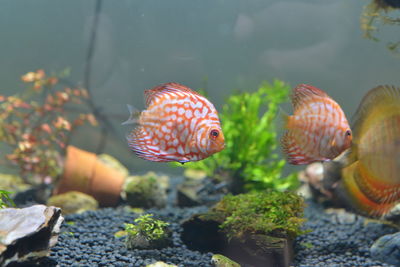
(144, 82, 201, 107)
(292, 84, 329, 111)
(351, 85, 400, 136)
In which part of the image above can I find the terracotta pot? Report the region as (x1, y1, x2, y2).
(53, 146, 125, 206)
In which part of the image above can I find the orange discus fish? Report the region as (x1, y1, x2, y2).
(123, 82, 225, 163)
(336, 85, 400, 217)
(281, 84, 352, 165)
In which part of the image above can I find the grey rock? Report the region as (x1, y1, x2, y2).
(121, 172, 168, 209)
(325, 208, 358, 224)
(370, 232, 400, 265)
(0, 205, 64, 266)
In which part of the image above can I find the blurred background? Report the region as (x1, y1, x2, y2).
(0, 0, 399, 174)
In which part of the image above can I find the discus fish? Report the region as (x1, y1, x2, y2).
(336, 85, 400, 217)
(124, 82, 225, 163)
(281, 84, 352, 165)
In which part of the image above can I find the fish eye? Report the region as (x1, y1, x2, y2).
(345, 130, 352, 136)
(210, 129, 219, 138)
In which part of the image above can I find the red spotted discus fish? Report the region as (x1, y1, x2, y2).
(281, 84, 352, 165)
(123, 82, 225, 163)
(336, 85, 400, 217)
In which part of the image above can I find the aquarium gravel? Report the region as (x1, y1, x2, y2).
(294, 201, 397, 267)
(29, 180, 397, 267)
(40, 206, 213, 267)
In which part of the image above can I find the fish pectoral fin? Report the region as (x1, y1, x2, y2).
(277, 107, 290, 129)
(121, 104, 141, 125)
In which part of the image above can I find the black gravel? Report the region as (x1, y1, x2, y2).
(22, 176, 398, 267)
(41, 206, 213, 267)
(293, 201, 398, 267)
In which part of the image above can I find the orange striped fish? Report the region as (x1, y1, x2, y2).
(281, 84, 352, 165)
(123, 83, 225, 163)
(336, 85, 400, 217)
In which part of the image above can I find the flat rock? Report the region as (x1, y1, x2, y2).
(47, 191, 98, 215)
(0, 205, 63, 266)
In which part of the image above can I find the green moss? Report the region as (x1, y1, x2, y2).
(125, 175, 157, 195)
(0, 190, 15, 209)
(175, 80, 298, 192)
(124, 214, 169, 241)
(211, 254, 241, 267)
(203, 191, 307, 240)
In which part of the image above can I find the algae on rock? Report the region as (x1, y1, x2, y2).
(124, 214, 171, 249)
(181, 191, 307, 267)
(122, 172, 168, 208)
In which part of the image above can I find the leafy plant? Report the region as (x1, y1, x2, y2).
(0, 190, 15, 209)
(203, 191, 307, 240)
(124, 214, 170, 241)
(177, 80, 298, 192)
(0, 69, 97, 185)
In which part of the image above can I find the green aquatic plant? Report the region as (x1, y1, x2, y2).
(0, 69, 97, 185)
(0, 190, 15, 209)
(124, 214, 170, 242)
(203, 191, 307, 240)
(177, 80, 298, 192)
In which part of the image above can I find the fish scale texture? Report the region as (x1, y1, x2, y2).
(32, 180, 396, 267)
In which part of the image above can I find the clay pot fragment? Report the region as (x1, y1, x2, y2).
(53, 146, 126, 207)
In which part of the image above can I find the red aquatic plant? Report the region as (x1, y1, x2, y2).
(0, 69, 97, 185)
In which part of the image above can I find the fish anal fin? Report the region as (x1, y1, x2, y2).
(292, 84, 329, 111)
(281, 132, 316, 165)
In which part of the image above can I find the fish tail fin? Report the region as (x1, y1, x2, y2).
(121, 104, 141, 125)
(281, 131, 315, 165)
(278, 107, 314, 165)
(277, 106, 290, 130)
(126, 127, 166, 162)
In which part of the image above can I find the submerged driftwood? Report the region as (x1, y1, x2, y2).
(0, 205, 63, 266)
(181, 214, 293, 267)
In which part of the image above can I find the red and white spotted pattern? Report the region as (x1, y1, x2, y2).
(127, 83, 225, 163)
(281, 84, 352, 165)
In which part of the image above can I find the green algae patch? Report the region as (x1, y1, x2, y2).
(211, 254, 241, 267)
(124, 214, 171, 249)
(202, 191, 307, 240)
